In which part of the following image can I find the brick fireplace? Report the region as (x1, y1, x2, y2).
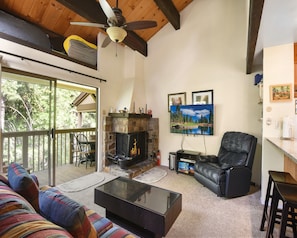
(102, 113, 159, 177)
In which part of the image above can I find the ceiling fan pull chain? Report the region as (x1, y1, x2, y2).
(115, 43, 118, 57)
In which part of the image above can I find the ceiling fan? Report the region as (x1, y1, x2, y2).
(71, 0, 157, 48)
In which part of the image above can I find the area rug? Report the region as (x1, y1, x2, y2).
(57, 172, 105, 193)
(133, 167, 167, 183)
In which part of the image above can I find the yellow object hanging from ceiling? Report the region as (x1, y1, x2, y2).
(63, 35, 97, 66)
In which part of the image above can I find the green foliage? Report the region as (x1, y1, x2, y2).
(2, 77, 82, 131)
(56, 88, 81, 129)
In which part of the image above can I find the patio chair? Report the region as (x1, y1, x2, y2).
(75, 134, 95, 168)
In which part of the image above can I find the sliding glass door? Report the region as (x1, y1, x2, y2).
(0, 69, 56, 186)
(0, 68, 98, 186)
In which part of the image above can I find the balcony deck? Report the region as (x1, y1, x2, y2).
(33, 163, 96, 186)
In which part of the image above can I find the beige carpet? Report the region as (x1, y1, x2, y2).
(59, 172, 116, 216)
(153, 168, 266, 238)
(133, 167, 167, 183)
(58, 167, 271, 238)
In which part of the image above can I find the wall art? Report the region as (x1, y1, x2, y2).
(192, 90, 213, 105)
(168, 92, 186, 112)
(270, 84, 292, 102)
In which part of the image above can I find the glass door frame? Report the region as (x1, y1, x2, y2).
(48, 80, 56, 186)
(0, 67, 57, 186)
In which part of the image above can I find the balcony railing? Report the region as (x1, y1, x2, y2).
(1, 128, 96, 173)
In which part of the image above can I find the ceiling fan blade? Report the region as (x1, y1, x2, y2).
(99, 0, 117, 25)
(71, 22, 106, 28)
(125, 21, 157, 31)
(101, 35, 112, 48)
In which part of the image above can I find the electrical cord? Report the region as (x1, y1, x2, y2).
(181, 134, 185, 151)
(180, 133, 207, 154)
(202, 135, 207, 155)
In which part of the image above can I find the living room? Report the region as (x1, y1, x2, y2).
(1, 0, 297, 236)
(0, 0, 262, 182)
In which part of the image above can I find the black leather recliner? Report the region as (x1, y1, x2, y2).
(193, 131, 257, 198)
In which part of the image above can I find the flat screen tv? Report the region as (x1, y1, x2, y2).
(170, 104, 214, 135)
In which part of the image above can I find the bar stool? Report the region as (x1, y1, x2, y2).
(266, 182, 297, 238)
(260, 170, 297, 231)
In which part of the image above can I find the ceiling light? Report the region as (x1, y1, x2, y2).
(106, 26, 127, 43)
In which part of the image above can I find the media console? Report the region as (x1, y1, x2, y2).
(176, 150, 200, 175)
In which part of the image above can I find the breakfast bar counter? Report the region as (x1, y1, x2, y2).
(266, 137, 297, 180)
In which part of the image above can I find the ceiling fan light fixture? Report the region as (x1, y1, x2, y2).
(106, 26, 127, 43)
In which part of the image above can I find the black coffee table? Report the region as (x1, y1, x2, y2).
(94, 177, 182, 238)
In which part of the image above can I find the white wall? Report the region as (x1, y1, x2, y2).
(97, 33, 146, 115)
(261, 43, 295, 203)
(144, 0, 262, 184)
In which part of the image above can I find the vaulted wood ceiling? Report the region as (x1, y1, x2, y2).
(1, 0, 192, 56)
(1, 0, 267, 74)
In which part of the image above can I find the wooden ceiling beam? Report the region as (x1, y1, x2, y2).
(56, 0, 106, 23)
(154, 0, 180, 30)
(57, 0, 148, 56)
(246, 0, 265, 74)
(123, 31, 147, 56)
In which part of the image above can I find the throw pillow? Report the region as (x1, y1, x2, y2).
(30, 174, 39, 187)
(7, 163, 40, 212)
(39, 190, 97, 237)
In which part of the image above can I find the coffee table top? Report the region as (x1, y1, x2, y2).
(95, 176, 181, 215)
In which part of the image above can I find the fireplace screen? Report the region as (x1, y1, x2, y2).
(116, 132, 148, 160)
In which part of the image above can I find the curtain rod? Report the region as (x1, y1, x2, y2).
(0, 50, 106, 83)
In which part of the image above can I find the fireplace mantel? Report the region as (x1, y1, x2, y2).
(108, 113, 152, 119)
(108, 114, 151, 134)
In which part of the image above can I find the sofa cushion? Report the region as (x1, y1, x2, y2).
(0, 208, 72, 238)
(8, 163, 40, 212)
(30, 173, 39, 187)
(0, 181, 36, 215)
(39, 189, 97, 237)
(195, 162, 225, 184)
(84, 206, 113, 236)
(40, 186, 114, 236)
(100, 226, 135, 238)
(219, 151, 248, 167)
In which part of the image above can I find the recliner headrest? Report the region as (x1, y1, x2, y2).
(221, 132, 253, 154)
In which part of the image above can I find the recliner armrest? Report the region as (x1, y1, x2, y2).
(221, 164, 246, 170)
(225, 166, 252, 198)
(198, 155, 218, 163)
(220, 163, 232, 170)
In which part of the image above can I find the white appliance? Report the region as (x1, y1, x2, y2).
(282, 116, 293, 139)
(168, 152, 176, 170)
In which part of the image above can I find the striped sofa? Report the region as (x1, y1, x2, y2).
(0, 163, 135, 238)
